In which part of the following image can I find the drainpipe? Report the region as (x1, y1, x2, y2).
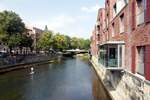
(118, 45, 120, 68)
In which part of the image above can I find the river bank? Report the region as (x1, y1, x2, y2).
(0, 53, 87, 74)
(91, 56, 150, 100)
(0, 55, 58, 74)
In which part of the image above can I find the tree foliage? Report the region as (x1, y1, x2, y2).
(52, 33, 68, 51)
(37, 30, 91, 51)
(37, 31, 53, 51)
(0, 11, 25, 36)
(0, 10, 90, 52)
(0, 10, 33, 52)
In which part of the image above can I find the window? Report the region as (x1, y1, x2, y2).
(117, 0, 128, 13)
(97, 25, 100, 31)
(112, 23, 115, 37)
(136, 0, 145, 25)
(137, 46, 145, 76)
(120, 14, 125, 33)
(97, 34, 100, 41)
(108, 47, 118, 67)
(113, 3, 117, 17)
(109, 48, 116, 59)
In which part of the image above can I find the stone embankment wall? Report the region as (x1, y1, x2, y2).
(0, 54, 57, 73)
(91, 56, 150, 100)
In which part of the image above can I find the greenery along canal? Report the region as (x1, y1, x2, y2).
(0, 56, 111, 100)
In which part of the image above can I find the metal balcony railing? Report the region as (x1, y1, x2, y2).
(107, 58, 118, 67)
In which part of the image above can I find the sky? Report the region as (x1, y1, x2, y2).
(0, 0, 105, 39)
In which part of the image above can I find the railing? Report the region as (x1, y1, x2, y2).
(107, 58, 118, 67)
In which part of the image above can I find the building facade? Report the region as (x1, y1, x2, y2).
(91, 0, 150, 99)
(26, 26, 43, 50)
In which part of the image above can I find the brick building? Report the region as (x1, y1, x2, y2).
(91, 0, 150, 99)
(91, 0, 150, 81)
(26, 26, 43, 50)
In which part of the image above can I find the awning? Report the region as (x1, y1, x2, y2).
(99, 41, 125, 46)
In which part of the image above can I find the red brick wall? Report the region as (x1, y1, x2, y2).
(145, 45, 150, 80)
(91, 29, 98, 57)
(131, 46, 136, 73)
(90, 0, 150, 80)
(131, 1, 136, 30)
(146, 0, 150, 23)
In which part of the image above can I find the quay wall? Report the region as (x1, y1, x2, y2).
(0, 55, 57, 73)
(91, 56, 150, 100)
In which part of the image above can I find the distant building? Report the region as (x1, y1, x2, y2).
(25, 26, 43, 50)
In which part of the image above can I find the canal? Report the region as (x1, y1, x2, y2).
(0, 57, 111, 100)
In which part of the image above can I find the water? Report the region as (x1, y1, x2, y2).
(0, 57, 111, 100)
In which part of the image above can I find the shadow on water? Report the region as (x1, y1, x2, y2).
(92, 69, 112, 100)
(0, 56, 112, 100)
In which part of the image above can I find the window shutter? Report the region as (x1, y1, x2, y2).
(131, 46, 136, 73)
(146, 0, 150, 22)
(131, 2, 136, 30)
(145, 45, 150, 80)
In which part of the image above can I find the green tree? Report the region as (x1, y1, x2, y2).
(70, 37, 90, 50)
(19, 34, 33, 52)
(52, 33, 68, 51)
(0, 11, 26, 52)
(7, 33, 22, 51)
(0, 11, 25, 36)
(37, 31, 53, 51)
(70, 37, 80, 49)
(83, 39, 91, 50)
(64, 35, 71, 50)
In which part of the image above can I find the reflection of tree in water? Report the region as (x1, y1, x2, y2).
(92, 73, 112, 100)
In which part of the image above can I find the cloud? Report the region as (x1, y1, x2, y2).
(29, 14, 91, 38)
(81, 4, 101, 13)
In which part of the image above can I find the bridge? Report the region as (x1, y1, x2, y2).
(62, 49, 88, 57)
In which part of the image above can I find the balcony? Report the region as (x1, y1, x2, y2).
(108, 58, 118, 67)
(98, 41, 125, 69)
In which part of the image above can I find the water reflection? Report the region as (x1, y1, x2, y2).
(0, 57, 111, 100)
(92, 70, 112, 100)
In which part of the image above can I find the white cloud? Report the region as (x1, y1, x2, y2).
(29, 14, 91, 38)
(81, 4, 101, 13)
